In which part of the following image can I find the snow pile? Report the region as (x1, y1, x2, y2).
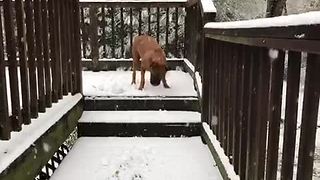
(79, 111, 201, 123)
(205, 11, 320, 29)
(0, 94, 82, 173)
(83, 70, 197, 97)
(50, 137, 223, 180)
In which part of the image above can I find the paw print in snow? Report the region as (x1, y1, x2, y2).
(132, 173, 143, 180)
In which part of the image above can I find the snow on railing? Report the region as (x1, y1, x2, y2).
(204, 11, 320, 29)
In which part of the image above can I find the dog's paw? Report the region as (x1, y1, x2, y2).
(138, 87, 143, 90)
(164, 84, 170, 88)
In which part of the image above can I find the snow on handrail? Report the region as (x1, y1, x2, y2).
(204, 11, 320, 29)
(200, 0, 216, 13)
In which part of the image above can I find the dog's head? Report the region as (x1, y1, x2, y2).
(150, 57, 168, 86)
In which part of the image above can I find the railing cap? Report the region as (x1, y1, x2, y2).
(204, 11, 320, 29)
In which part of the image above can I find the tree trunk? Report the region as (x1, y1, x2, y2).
(266, 0, 287, 17)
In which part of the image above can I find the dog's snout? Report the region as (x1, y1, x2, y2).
(150, 74, 161, 86)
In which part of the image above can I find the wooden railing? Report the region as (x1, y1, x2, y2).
(79, 0, 215, 71)
(0, 0, 82, 140)
(202, 12, 320, 179)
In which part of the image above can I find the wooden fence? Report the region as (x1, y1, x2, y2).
(78, 0, 215, 71)
(202, 15, 320, 179)
(0, 0, 82, 140)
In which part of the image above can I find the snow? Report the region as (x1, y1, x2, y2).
(79, 111, 201, 123)
(0, 94, 82, 174)
(202, 123, 240, 180)
(204, 11, 320, 29)
(83, 70, 197, 97)
(50, 137, 223, 180)
(195, 71, 202, 97)
(201, 0, 217, 13)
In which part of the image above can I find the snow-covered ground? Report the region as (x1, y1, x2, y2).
(50, 137, 223, 180)
(0, 94, 82, 174)
(83, 70, 197, 97)
(79, 111, 201, 123)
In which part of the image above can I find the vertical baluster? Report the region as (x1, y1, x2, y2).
(80, 6, 86, 58)
(35, 0, 46, 111)
(165, 8, 169, 54)
(130, 8, 133, 56)
(266, 50, 285, 180)
(26, 0, 39, 118)
(174, 7, 178, 57)
(201, 38, 210, 124)
(102, 5, 107, 58)
(120, 8, 124, 58)
(60, 0, 69, 95)
(218, 41, 224, 143)
(48, 0, 58, 102)
(89, 4, 99, 70)
(156, 7, 160, 42)
(297, 53, 320, 179)
(73, 0, 83, 93)
(231, 44, 240, 171)
(65, 0, 73, 93)
(246, 47, 260, 180)
(0, 7, 10, 140)
(148, 8, 151, 35)
(53, 0, 62, 99)
(70, 0, 77, 94)
(280, 51, 301, 180)
(255, 48, 271, 180)
(111, 7, 115, 58)
(238, 45, 250, 179)
(138, 8, 142, 36)
(41, 0, 52, 107)
(15, 0, 31, 123)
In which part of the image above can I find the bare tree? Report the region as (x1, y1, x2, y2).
(266, 0, 287, 17)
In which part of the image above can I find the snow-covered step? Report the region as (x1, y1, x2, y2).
(78, 111, 202, 137)
(83, 70, 197, 97)
(50, 137, 223, 180)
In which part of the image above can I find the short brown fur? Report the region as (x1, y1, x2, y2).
(131, 35, 170, 90)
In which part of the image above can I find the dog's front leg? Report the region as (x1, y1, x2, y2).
(162, 78, 170, 88)
(138, 69, 146, 90)
(131, 61, 137, 84)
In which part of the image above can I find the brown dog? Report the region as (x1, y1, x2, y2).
(131, 35, 170, 90)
